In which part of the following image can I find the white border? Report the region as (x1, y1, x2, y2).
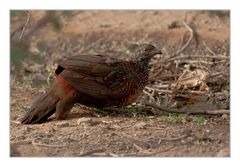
(4, 0, 235, 10)
(1, 0, 240, 166)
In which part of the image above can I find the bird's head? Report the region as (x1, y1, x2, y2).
(129, 44, 162, 63)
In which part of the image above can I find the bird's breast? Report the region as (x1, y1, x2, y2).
(113, 73, 148, 106)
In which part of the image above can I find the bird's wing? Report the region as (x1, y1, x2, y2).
(55, 54, 117, 76)
(56, 54, 135, 99)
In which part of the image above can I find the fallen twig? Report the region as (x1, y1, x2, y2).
(145, 86, 208, 96)
(11, 120, 21, 124)
(145, 102, 230, 115)
(162, 55, 229, 63)
(202, 41, 217, 56)
(122, 145, 175, 157)
(79, 148, 106, 156)
(107, 152, 120, 157)
(11, 11, 57, 47)
(81, 38, 104, 53)
(19, 11, 30, 40)
(160, 134, 189, 141)
(133, 143, 145, 151)
(144, 126, 166, 130)
(143, 89, 155, 100)
(150, 20, 196, 80)
(32, 142, 67, 148)
(174, 20, 194, 55)
(47, 72, 54, 86)
(145, 86, 171, 92)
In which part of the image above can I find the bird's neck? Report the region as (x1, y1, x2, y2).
(134, 59, 150, 74)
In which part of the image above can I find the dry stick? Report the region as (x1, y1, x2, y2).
(132, 134, 188, 156)
(174, 20, 194, 56)
(146, 89, 172, 95)
(47, 72, 55, 86)
(19, 11, 30, 40)
(143, 90, 155, 100)
(11, 120, 21, 124)
(159, 133, 189, 141)
(149, 21, 195, 81)
(12, 12, 56, 47)
(123, 145, 175, 157)
(210, 72, 227, 78)
(145, 102, 229, 116)
(162, 55, 229, 63)
(145, 86, 207, 96)
(32, 142, 67, 148)
(142, 145, 176, 156)
(202, 40, 217, 56)
(107, 152, 119, 157)
(145, 102, 182, 114)
(10, 13, 29, 40)
(79, 148, 106, 156)
(22, 12, 55, 41)
(144, 126, 166, 130)
(145, 85, 171, 91)
(80, 38, 103, 53)
(133, 143, 145, 151)
(118, 131, 188, 156)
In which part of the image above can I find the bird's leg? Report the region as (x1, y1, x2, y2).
(55, 96, 77, 120)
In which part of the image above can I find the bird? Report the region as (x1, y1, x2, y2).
(20, 44, 162, 124)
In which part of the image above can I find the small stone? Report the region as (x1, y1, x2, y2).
(24, 126, 32, 132)
(57, 122, 70, 128)
(180, 139, 187, 144)
(222, 114, 228, 119)
(133, 122, 147, 129)
(48, 127, 56, 133)
(217, 148, 230, 157)
(77, 118, 93, 125)
(17, 135, 26, 140)
(206, 129, 210, 133)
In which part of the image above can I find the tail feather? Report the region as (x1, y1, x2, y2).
(21, 93, 59, 124)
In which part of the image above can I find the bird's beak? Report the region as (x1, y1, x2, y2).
(154, 48, 162, 55)
(151, 48, 162, 57)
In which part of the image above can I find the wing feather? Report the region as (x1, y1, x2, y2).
(56, 54, 135, 99)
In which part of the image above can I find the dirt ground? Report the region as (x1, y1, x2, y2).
(10, 10, 230, 157)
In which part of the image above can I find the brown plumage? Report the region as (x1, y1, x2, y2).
(21, 44, 162, 124)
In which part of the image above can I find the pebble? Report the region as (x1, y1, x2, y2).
(77, 118, 93, 125)
(17, 135, 26, 140)
(133, 122, 147, 129)
(217, 148, 230, 157)
(56, 122, 70, 128)
(24, 126, 32, 132)
(222, 114, 228, 119)
(48, 127, 57, 133)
